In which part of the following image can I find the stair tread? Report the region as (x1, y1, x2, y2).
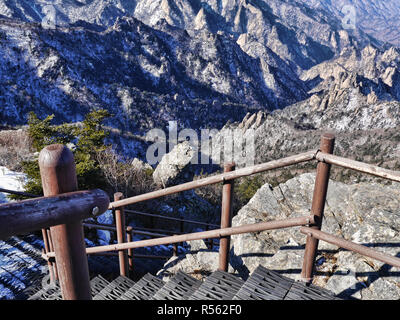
(119, 273, 164, 300)
(189, 270, 244, 300)
(90, 275, 111, 296)
(27, 282, 61, 300)
(284, 281, 339, 300)
(93, 276, 135, 300)
(24, 265, 340, 301)
(152, 271, 201, 300)
(234, 265, 339, 300)
(233, 265, 293, 300)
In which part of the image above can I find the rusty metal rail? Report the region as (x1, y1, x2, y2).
(89, 252, 170, 260)
(300, 227, 400, 268)
(316, 152, 400, 183)
(0, 189, 109, 240)
(44, 215, 316, 258)
(83, 222, 169, 238)
(124, 209, 220, 229)
(0, 187, 41, 198)
(108, 150, 318, 209)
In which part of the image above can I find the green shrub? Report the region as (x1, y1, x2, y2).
(9, 109, 111, 199)
(235, 176, 264, 207)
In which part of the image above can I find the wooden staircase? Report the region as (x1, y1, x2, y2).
(21, 266, 340, 301)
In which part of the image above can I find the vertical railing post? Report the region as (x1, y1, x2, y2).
(41, 228, 56, 282)
(301, 133, 335, 282)
(173, 242, 178, 257)
(38, 144, 92, 300)
(126, 227, 133, 274)
(205, 225, 210, 249)
(219, 163, 235, 272)
(179, 218, 184, 247)
(114, 192, 129, 277)
(46, 229, 59, 281)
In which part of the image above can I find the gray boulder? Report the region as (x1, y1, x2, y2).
(230, 173, 400, 300)
(152, 141, 196, 187)
(159, 173, 400, 299)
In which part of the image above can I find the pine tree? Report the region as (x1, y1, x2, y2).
(10, 109, 111, 199)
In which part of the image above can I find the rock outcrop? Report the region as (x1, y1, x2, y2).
(159, 173, 400, 300)
(152, 141, 196, 188)
(234, 174, 400, 299)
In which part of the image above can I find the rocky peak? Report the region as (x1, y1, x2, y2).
(152, 141, 196, 188)
(305, 0, 400, 47)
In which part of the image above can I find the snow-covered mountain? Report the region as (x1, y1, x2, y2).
(0, 15, 267, 132)
(306, 0, 400, 47)
(0, 0, 399, 161)
(0, 0, 379, 130)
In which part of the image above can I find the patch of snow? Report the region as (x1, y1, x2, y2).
(96, 210, 114, 245)
(0, 166, 26, 204)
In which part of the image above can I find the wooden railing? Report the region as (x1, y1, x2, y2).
(3, 133, 400, 300)
(41, 134, 400, 287)
(0, 145, 110, 300)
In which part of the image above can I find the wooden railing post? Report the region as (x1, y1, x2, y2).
(219, 163, 235, 272)
(173, 242, 178, 256)
(180, 218, 184, 247)
(114, 192, 129, 277)
(41, 228, 57, 282)
(301, 133, 335, 282)
(126, 228, 133, 273)
(46, 229, 59, 281)
(38, 144, 92, 300)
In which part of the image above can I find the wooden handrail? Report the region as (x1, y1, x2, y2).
(44, 215, 315, 258)
(124, 209, 219, 228)
(0, 189, 109, 240)
(300, 227, 400, 268)
(108, 150, 318, 209)
(316, 152, 400, 183)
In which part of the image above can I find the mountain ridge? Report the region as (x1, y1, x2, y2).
(0, 0, 399, 163)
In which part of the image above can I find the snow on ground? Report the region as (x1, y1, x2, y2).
(0, 167, 118, 298)
(0, 166, 26, 204)
(0, 166, 48, 299)
(0, 166, 188, 298)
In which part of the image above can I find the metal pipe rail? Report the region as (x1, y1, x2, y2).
(0, 187, 41, 198)
(316, 152, 400, 183)
(83, 222, 170, 238)
(89, 252, 170, 260)
(300, 227, 400, 268)
(43, 215, 316, 258)
(124, 209, 220, 229)
(0, 189, 109, 240)
(108, 150, 318, 209)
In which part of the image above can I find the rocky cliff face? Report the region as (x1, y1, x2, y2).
(0, 16, 264, 132)
(306, 0, 400, 47)
(158, 173, 400, 300)
(2, 0, 398, 166)
(231, 173, 400, 299)
(0, 0, 390, 137)
(152, 141, 195, 187)
(208, 43, 400, 183)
